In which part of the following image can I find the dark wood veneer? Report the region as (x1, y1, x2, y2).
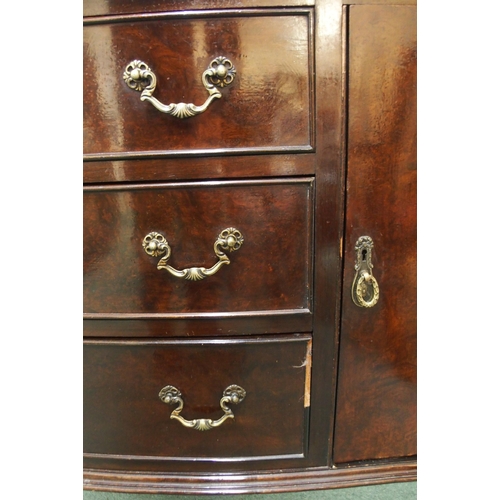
(83, 0, 417, 492)
(333, 4, 417, 463)
(83, 153, 315, 184)
(305, 0, 344, 468)
(84, 10, 313, 157)
(84, 336, 311, 467)
(83, 459, 416, 494)
(83, 310, 312, 338)
(84, 178, 313, 316)
(84, 0, 315, 18)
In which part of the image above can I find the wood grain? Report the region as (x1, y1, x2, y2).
(83, 153, 315, 184)
(84, 11, 313, 156)
(82, 0, 417, 489)
(84, 178, 314, 316)
(84, 458, 416, 493)
(84, 336, 311, 468)
(333, 4, 417, 463)
(83, 310, 312, 338)
(305, 0, 344, 468)
(84, 0, 315, 17)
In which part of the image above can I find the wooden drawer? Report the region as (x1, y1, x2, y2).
(84, 0, 312, 17)
(83, 10, 313, 159)
(83, 336, 312, 470)
(84, 178, 313, 318)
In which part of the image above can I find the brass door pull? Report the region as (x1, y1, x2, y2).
(159, 385, 246, 431)
(123, 57, 236, 119)
(142, 228, 243, 281)
(351, 236, 380, 308)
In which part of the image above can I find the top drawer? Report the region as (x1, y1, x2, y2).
(84, 1, 315, 17)
(83, 10, 314, 159)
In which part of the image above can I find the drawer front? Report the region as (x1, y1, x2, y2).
(83, 336, 311, 468)
(84, 1, 312, 17)
(83, 178, 313, 316)
(83, 10, 313, 158)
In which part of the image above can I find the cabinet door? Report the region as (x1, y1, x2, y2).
(334, 4, 417, 463)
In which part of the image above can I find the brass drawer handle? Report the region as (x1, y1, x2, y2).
(351, 236, 380, 308)
(123, 57, 236, 119)
(159, 385, 246, 431)
(142, 228, 243, 281)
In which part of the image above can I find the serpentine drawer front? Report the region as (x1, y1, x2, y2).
(83, 178, 313, 316)
(83, 11, 313, 158)
(83, 336, 312, 470)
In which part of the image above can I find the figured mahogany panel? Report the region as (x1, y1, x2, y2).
(83, 178, 313, 315)
(83, 336, 311, 469)
(333, 5, 417, 463)
(84, 11, 313, 158)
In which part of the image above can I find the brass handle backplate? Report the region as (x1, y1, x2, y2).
(351, 236, 380, 308)
(158, 385, 246, 431)
(142, 228, 243, 281)
(123, 57, 236, 119)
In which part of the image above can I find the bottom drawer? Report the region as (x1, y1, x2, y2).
(84, 335, 311, 466)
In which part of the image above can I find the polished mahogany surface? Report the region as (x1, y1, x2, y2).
(84, 12, 312, 158)
(333, 4, 417, 463)
(83, 0, 417, 492)
(84, 335, 311, 469)
(83, 178, 313, 315)
(84, 0, 315, 17)
(83, 312, 313, 338)
(83, 154, 315, 184)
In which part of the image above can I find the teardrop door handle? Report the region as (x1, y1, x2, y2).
(142, 228, 244, 281)
(123, 57, 236, 119)
(158, 385, 246, 431)
(351, 236, 380, 308)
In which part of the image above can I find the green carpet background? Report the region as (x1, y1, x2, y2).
(84, 481, 416, 499)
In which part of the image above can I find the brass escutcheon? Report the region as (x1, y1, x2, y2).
(351, 236, 380, 308)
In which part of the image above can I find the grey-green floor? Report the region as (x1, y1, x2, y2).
(84, 481, 416, 499)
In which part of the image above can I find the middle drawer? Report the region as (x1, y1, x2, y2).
(84, 178, 313, 317)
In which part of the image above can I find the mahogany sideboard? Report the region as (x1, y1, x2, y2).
(83, 0, 416, 494)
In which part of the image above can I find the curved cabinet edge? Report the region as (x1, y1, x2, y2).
(83, 459, 417, 495)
